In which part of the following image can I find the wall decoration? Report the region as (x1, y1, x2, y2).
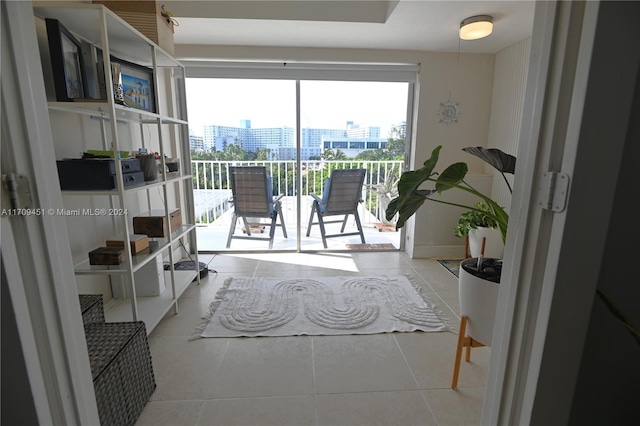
(110, 57, 156, 113)
(438, 101, 461, 126)
(45, 18, 87, 101)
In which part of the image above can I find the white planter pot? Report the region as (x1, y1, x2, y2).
(378, 196, 396, 226)
(468, 227, 504, 259)
(458, 258, 501, 346)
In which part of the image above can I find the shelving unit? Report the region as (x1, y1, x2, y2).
(34, 2, 199, 334)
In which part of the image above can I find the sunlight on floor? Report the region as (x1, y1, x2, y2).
(226, 252, 361, 272)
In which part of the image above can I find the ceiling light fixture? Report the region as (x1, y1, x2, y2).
(459, 15, 493, 40)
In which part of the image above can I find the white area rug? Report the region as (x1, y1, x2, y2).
(193, 275, 451, 338)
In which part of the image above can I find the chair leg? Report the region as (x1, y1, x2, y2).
(317, 213, 328, 249)
(451, 315, 469, 389)
(277, 202, 288, 238)
(306, 202, 317, 237)
(226, 213, 238, 248)
(268, 212, 277, 249)
(353, 210, 366, 243)
(242, 217, 252, 236)
(340, 214, 349, 233)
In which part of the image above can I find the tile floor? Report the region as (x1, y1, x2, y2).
(137, 251, 490, 426)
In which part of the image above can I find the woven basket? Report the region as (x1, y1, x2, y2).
(79, 294, 105, 325)
(84, 321, 156, 426)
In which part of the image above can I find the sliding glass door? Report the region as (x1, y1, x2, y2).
(298, 80, 408, 251)
(187, 78, 298, 251)
(187, 77, 410, 252)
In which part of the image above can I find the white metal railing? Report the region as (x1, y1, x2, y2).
(192, 160, 404, 225)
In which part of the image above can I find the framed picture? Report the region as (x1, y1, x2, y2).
(111, 57, 156, 113)
(45, 19, 86, 102)
(80, 42, 107, 100)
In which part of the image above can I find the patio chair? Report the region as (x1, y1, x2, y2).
(226, 166, 287, 249)
(306, 168, 367, 248)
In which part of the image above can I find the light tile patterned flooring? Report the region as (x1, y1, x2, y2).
(137, 252, 489, 426)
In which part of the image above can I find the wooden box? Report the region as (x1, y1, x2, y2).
(89, 247, 124, 265)
(133, 209, 181, 238)
(106, 234, 150, 254)
(93, 1, 175, 54)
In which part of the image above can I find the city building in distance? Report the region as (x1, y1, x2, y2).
(190, 120, 404, 160)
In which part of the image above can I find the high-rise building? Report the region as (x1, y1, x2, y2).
(198, 121, 388, 159)
(189, 134, 204, 152)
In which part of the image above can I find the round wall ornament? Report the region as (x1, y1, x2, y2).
(438, 101, 461, 125)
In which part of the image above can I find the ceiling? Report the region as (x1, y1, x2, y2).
(164, 0, 535, 54)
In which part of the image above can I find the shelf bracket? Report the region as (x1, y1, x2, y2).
(2, 173, 33, 210)
(537, 171, 570, 212)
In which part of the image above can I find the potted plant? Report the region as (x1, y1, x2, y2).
(454, 202, 504, 259)
(366, 169, 400, 228)
(385, 145, 515, 367)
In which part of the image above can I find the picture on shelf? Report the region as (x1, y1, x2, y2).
(111, 57, 156, 113)
(80, 42, 107, 100)
(45, 18, 87, 101)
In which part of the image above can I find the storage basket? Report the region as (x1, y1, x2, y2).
(79, 294, 105, 325)
(84, 321, 156, 426)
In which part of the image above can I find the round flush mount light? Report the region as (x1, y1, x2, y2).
(459, 15, 493, 40)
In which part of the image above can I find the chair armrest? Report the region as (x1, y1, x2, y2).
(310, 193, 323, 203)
(273, 194, 284, 203)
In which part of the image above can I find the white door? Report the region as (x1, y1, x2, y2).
(484, 1, 640, 423)
(1, 1, 99, 423)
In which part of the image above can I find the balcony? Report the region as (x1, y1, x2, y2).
(192, 160, 404, 251)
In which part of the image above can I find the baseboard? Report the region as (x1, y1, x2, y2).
(410, 245, 465, 259)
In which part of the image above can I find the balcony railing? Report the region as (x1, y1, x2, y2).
(192, 160, 404, 226)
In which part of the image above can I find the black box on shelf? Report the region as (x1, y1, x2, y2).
(56, 158, 144, 190)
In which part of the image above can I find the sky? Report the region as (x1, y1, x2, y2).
(185, 78, 409, 138)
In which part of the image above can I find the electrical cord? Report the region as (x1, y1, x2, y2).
(178, 240, 217, 274)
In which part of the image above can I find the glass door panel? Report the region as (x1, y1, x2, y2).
(187, 78, 297, 251)
(299, 80, 409, 251)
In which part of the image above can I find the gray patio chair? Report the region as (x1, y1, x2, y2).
(226, 166, 287, 249)
(306, 168, 367, 248)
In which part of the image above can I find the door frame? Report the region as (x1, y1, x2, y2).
(1, 1, 99, 423)
(484, 0, 640, 423)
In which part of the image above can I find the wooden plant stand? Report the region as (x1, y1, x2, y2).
(451, 315, 486, 389)
(374, 223, 398, 232)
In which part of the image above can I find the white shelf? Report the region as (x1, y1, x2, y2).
(61, 174, 193, 197)
(74, 225, 196, 275)
(48, 102, 188, 125)
(36, 3, 198, 335)
(33, 2, 180, 67)
(103, 270, 196, 333)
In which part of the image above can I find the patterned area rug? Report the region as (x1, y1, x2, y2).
(193, 275, 450, 338)
(437, 259, 463, 278)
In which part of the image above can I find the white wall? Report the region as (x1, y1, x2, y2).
(487, 37, 531, 213)
(176, 44, 502, 257)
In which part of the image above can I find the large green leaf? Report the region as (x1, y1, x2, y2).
(386, 144, 511, 239)
(462, 147, 516, 174)
(394, 193, 428, 228)
(385, 197, 399, 222)
(396, 146, 441, 202)
(435, 163, 468, 194)
(393, 146, 442, 218)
